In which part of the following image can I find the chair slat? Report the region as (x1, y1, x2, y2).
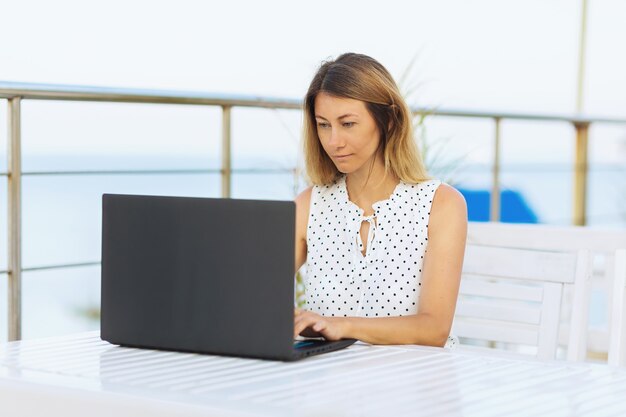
(565, 250, 592, 362)
(536, 282, 563, 360)
(464, 245, 578, 283)
(468, 222, 626, 252)
(455, 300, 541, 325)
(609, 249, 626, 367)
(453, 320, 538, 345)
(460, 277, 543, 302)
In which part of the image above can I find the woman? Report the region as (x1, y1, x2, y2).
(293, 53, 467, 347)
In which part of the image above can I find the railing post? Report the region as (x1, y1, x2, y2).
(490, 117, 501, 222)
(573, 122, 590, 226)
(221, 106, 232, 198)
(7, 97, 22, 341)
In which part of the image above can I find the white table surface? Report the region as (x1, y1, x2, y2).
(1, 331, 625, 417)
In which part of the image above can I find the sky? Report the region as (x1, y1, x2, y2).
(1, 0, 624, 115)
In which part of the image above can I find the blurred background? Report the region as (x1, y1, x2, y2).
(0, 0, 625, 342)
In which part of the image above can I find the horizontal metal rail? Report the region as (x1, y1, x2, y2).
(0, 262, 100, 277)
(20, 169, 221, 176)
(21, 261, 102, 273)
(0, 81, 302, 109)
(23, 168, 293, 176)
(2, 81, 626, 125)
(0, 168, 299, 176)
(1, 164, 623, 181)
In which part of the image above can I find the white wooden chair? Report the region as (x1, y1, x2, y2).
(467, 222, 626, 360)
(452, 243, 591, 361)
(608, 249, 626, 366)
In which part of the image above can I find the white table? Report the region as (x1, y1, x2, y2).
(1, 332, 625, 417)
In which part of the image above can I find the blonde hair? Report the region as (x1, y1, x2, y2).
(303, 53, 429, 185)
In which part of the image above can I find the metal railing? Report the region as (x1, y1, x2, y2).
(2, 81, 626, 341)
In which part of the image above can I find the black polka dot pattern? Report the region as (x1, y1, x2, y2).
(303, 175, 441, 319)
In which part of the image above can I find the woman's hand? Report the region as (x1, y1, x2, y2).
(294, 309, 347, 341)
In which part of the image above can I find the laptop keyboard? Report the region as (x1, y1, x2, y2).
(293, 340, 327, 350)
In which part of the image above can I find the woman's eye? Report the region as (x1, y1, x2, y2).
(317, 122, 330, 129)
(343, 122, 355, 128)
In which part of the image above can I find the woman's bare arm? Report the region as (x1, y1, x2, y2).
(294, 187, 312, 273)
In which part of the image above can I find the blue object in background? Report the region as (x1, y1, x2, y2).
(458, 188, 538, 223)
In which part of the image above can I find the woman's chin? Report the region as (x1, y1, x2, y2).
(333, 161, 356, 174)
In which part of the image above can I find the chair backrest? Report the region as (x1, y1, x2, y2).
(453, 243, 591, 361)
(467, 222, 626, 359)
(608, 249, 626, 366)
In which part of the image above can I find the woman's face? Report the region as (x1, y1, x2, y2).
(314, 92, 381, 175)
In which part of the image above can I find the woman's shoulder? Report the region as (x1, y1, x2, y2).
(299, 177, 344, 200)
(295, 187, 314, 242)
(295, 178, 344, 220)
(425, 183, 467, 246)
(412, 178, 442, 189)
(295, 186, 314, 209)
(430, 183, 467, 220)
(407, 179, 459, 199)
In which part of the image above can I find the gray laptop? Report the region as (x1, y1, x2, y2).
(100, 194, 355, 361)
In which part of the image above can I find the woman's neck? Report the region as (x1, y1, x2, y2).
(345, 153, 399, 214)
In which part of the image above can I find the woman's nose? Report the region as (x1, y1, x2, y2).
(328, 128, 346, 147)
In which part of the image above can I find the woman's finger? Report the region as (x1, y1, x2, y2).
(294, 315, 315, 337)
(313, 322, 325, 332)
(294, 310, 318, 328)
(293, 311, 311, 328)
(295, 315, 324, 338)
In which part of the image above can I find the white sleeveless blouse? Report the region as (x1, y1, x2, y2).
(304, 175, 441, 318)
